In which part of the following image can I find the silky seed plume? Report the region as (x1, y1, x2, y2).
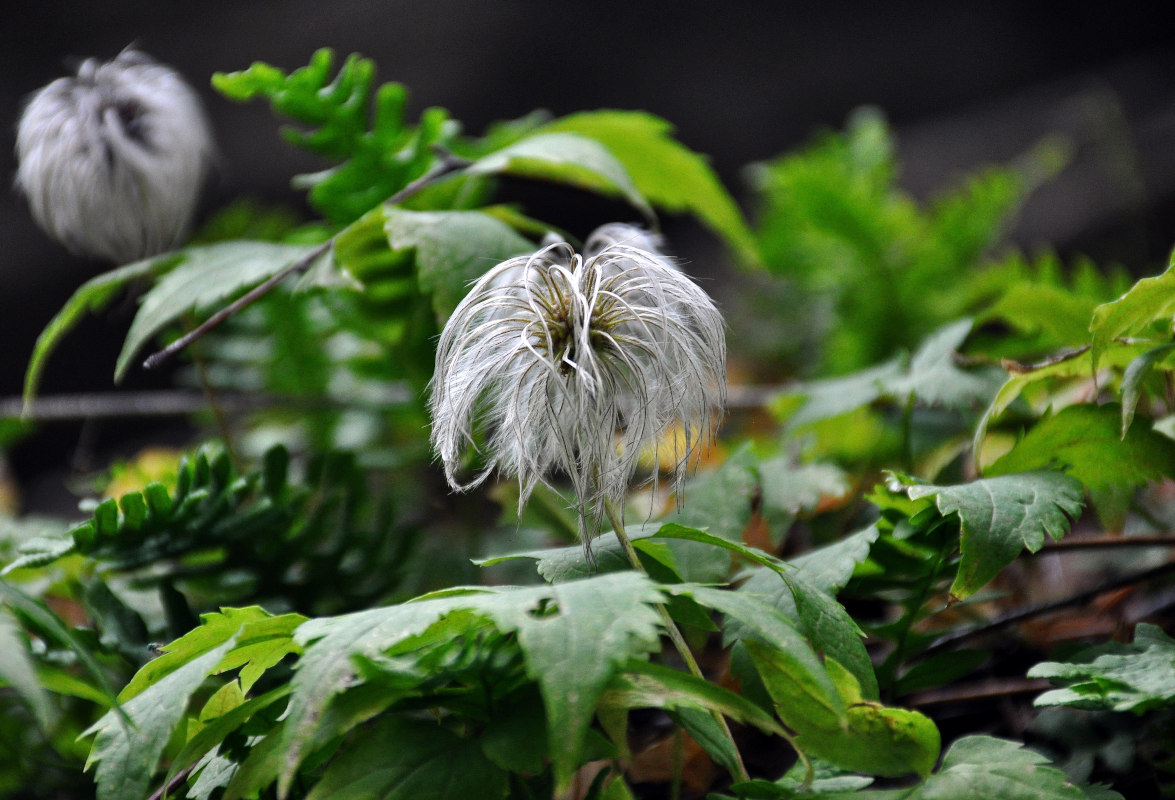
(15, 49, 214, 263)
(429, 223, 727, 548)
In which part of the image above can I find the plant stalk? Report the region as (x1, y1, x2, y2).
(603, 500, 749, 783)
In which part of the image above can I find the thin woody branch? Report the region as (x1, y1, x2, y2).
(141, 148, 470, 372)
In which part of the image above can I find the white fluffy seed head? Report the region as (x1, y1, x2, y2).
(15, 49, 215, 263)
(429, 223, 727, 545)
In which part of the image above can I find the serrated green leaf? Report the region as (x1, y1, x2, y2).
(120, 607, 277, 699)
(786, 319, 1003, 427)
(114, 242, 317, 382)
(470, 132, 653, 219)
(672, 585, 846, 729)
(1030, 623, 1175, 712)
(85, 638, 236, 800)
(786, 525, 881, 595)
(215, 612, 306, 694)
(164, 684, 292, 798)
(987, 403, 1175, 529)
(1090, 255, 1175, 373)
(305, 715, 507, 800)
(187, 751, 237, 800)
(543, 110, 758, 264)
(1, 534, 77, 575)
(815, 735, 1116, 799)
(281, 572, 663, 795)
(893, 471, 1084, 600)
(381, 207, 534, 321)
(23, 252, 179, 404)
(971, 340, 1149, 465)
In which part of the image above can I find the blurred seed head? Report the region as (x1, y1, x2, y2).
(430, 223, 727, 544)
(15, 49, 215, 263)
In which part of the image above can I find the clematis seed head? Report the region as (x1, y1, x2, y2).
(429, 223, 727, 546)
(15, 49, 215, 263)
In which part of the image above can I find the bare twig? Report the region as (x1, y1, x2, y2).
(141, 240, 330, 371)
(146, 763, 196, 800)
(141, 148, 471, 372)
(906, 677, 1052, 708)
(1037, 534, 1175, 551)
(921, 559, 1175, 657)
(3, 391, 265, 421)
(1000, 345, 1090, 374)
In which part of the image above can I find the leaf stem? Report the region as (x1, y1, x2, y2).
(603, 500, 749, 784)
(141, 147, 470, 371)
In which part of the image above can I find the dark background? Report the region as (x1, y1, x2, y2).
(4, 1, 1175, 506)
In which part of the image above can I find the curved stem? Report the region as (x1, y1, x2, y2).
(603, 500, 749, 783)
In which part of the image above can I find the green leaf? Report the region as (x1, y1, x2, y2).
(115, 242, 318, 382)
(786, 525, 881, 595)
(971, 340, 1148, 464)
(601, 660, 786, 737)
(479, 522, 778, 586)
(673, 585, 848, 728)
(478, 685, 548, 774)
(733, 565, 877, 699)
(1, 534, 77, 575)
(23, 252, 179, 403)
(832, 735, 1120, 799)
(0, 578, 122, 716)
(785, 658, 940, 778)
(673, 707, 745, 785)
(758, 458, 850, 544)
(1120, 343, 1175, 435)
(543, 110, 758, 264)
(213, 49, 458, 223)
(120, 606, 278, 699)
(1030, 623, 1175, 712)
(164, 684, 292, 796)
(987, 403, 1175, 529)
(786, 319, 1003, 427)
(381, 207, 534, 321)
(0, 609, 52, 730)
(473, 525, 658, 583)
(215, 612, 306, 694)
(281, 572, 664, 795)
(668, 444, 760, 544)
(84, 638, 236, 800)
(1090, 254, 1175, 373)
(892, 471, 1084, 600)
(469, 132, 653, 220)
(304, 715, 507, 800)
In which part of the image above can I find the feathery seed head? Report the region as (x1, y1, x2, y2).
(15, 49, 215, 263)
(429, 223, 726, 544)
